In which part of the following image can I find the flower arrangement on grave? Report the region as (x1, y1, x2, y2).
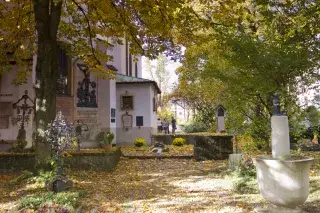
(172, 137, 185, 146)
(97, 132, 114, 151)
(134, 138, 146, 147)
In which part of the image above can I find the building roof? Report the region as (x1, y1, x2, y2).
(116, 74, 161, 94)
(105, 64, 118, 72)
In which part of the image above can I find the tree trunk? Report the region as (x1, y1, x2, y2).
(33, 0, 62, 169)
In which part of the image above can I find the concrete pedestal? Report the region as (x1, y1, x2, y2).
(228, 153, 243, 170)
(271, 116, 290, 158)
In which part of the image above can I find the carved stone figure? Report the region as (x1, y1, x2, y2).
(272, 93, 281, 116)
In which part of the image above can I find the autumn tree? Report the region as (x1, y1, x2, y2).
(175, 0, 320, 144)
(0, 0, 198, 166)
(144, 54, 173, 95)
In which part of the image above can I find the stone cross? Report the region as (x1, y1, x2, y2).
(216, 105, 226, 133)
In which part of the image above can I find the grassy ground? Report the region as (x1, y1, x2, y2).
(1, 150, 320, 212)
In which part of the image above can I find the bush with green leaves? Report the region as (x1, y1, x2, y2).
(96, 132, 114, 145)
(172, 137, 185, 146)
(230, 161, 258, 194)
(18, 191, 84, 211)
(134, 138, 146, 147)
(182, 121, 208, 133)
(8, 170, 33, 187)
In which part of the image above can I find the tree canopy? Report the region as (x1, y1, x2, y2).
(0, 0, 200, 166)
(174, 0, 320, 143)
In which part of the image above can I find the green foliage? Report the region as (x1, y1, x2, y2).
(230, 162, 258, 194)
(96, 132, 114, 145)
(172, 138, 185, 146)
(32, 170, 56, 184)
(18, 191, 82, 211)
(236, 135, 270, 154)
(134, 138, 146, 147)
(157, 107, 173, 121)
(174, 0, 320, 149)
(182, 121, 208, 133)
(11, 140, 28, 152)
(304, 106, 320, 128)
(8, 170, 33, 186)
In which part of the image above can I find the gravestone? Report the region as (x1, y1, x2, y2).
(216, 105, 226, 133)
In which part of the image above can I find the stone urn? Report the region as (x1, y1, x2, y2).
(255, 96, 313, 213)
(254, 155, 313, 212)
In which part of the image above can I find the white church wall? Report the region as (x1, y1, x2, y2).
(0, 67, 34, 148)
(97, 78, 117, 143)
(116, 83, 154, 145)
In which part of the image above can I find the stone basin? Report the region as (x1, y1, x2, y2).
(254, 155, 313, 212)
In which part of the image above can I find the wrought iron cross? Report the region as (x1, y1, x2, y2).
(12, 90, 34, 140)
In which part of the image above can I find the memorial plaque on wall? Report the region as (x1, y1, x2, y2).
(56, 96, 74, 121)
(122, 112, 132, 129)
(77, 110, 98, 124)
(136, 116, 143, 127)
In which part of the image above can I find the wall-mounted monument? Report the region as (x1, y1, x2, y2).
(216, 105, 226, 133)
(76, 63, 98, 108)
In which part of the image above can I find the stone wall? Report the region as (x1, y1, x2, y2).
(193, 135, 233, 161)
(0, 148, 121, 173)
(0, 153, 35, 173)
(64, 148, 121, 171)
(152, 134, 233, 160)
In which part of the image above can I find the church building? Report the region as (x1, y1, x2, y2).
(0, 40, 160, 148)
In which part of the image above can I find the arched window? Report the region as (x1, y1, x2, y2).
(217, 107, 225, 117)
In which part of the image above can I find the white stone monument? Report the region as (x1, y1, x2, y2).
(216, 105, 226, 133)
(254, 93, 313, 213)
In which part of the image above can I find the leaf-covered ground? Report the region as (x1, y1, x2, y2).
(73, 158, 259, 213)
(1, 155, 320, 212)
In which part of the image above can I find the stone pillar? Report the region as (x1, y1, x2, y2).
(98, 78, 117, 144)
(271, 116, 290, 158)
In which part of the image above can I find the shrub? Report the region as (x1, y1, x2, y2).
(183, 121, 208, 133)
(235, 135, 270, 155)
(8, 170, 33, 186)
(172, 137, 185, 146)
(12, 139, 28, 152)
(134, 138, 146, 147)
(230, 162, 258, 194)
(18, 191, 82, 211)
(96, 132, 114, 145)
